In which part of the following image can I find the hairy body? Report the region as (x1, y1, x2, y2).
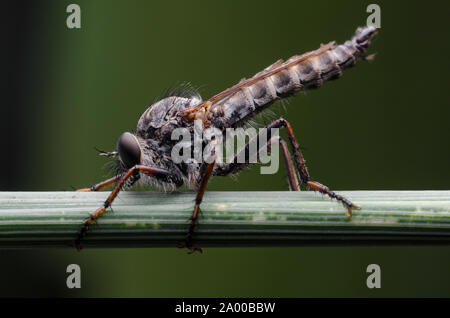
(76, 26, 378, 252)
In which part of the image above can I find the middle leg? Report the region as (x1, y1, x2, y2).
(178, 160, 216, 254)
(214, 135, 300, 191)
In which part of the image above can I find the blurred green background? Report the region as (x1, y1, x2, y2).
(3, 0, 450, 297)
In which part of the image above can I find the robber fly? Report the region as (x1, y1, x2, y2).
(76, 26, 378, 253)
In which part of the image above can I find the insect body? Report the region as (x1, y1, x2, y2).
(76, 26, 378, 253)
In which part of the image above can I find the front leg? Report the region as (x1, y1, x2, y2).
(77, 175, 121, 192)
(75, 165, 175, 250)
(77, 148, 121, 191)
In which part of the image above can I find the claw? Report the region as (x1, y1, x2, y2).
(177, 240, 203, 254)
(307, 180, 361, 218)
(347, 203, 361, 217)
(75, 240, 83, 251)
(188, 247, 203, 254)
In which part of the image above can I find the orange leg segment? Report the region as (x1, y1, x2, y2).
(75, 165, 174, 250)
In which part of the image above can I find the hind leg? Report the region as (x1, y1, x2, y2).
(217, 118, 360, 216)
(267, 118, 360, 216)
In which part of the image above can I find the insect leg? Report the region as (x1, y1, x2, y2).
(278, 137, 300, 191)
(215, 135, 300, 191)
(268, 118, 360, 216)
(76, 175, 121, 192)
(75, 165, 174, 250)
(179, 160, 216, 254)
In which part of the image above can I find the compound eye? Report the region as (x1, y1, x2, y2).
(117, 132, 141, 169)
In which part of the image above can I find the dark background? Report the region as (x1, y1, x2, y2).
(3, 0, 450, 297)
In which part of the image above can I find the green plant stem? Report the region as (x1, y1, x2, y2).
(0, 191, 449, 248)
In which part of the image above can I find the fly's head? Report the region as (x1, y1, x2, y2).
(114, 132, 184, 190)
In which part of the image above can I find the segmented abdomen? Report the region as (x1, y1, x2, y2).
(208, 26, 377, 129)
